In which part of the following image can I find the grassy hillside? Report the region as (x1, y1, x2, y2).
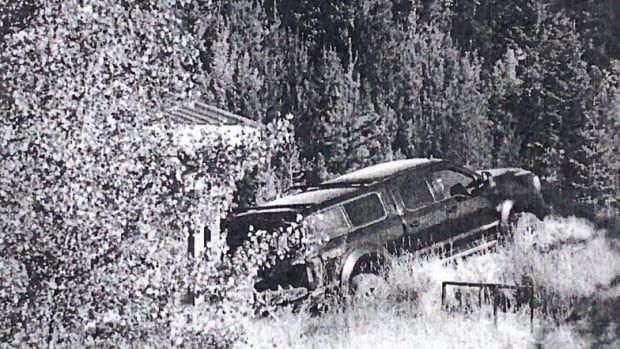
(243, 215, 620, 348)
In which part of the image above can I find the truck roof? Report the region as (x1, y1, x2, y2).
(323, 158, 440, 185)
(250, 158, 440, 210)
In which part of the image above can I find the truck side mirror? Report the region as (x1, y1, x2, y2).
(480, 171, 496, 188)
(481, 171, 490, 182)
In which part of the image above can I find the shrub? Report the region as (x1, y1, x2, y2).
(0, 0, 299, 346)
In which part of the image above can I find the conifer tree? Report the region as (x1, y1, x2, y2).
(350, 0, 404, 96)
(396, 10, 492, 168)
(568, 65, 620, 215)
(515, 9, 590, 191)
(300, 48, 398, 181)
(450, 0, 539, 70)
(203, 0, 267, 118)
(488, 48, 524, 166)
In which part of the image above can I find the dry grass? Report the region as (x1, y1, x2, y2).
(240, 215, 620, 348)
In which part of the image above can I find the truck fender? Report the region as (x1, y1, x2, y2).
(497, 199, 514, 223)
(340, 244, 389, 291)
(497, 199, 515, 236)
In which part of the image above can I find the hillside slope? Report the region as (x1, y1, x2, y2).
(244, 215, 620, 349)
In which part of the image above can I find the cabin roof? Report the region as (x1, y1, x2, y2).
(166, 101, 258, 127)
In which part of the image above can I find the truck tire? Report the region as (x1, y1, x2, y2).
(348, 254, 389, 298)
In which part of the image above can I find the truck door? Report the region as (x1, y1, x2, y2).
(425, 168, 498, 254)
(392, 173, 449, 253)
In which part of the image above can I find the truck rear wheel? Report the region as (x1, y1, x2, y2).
(349, 255, 389, 298)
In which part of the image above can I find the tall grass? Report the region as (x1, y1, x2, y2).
(242, 215, 620, 348)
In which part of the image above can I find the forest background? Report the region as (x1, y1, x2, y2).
(0, 0, 618, 347)
(173, 0, 620, 218)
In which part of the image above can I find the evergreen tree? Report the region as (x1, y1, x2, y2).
(568, 65, 620, 215)
(270, 0, 354, 67)
(202, 0, 267, 118)
(350, 0, 404, 97)
(450, 0, 539, 70)
(488, 48, 524, 166)
(554, 0, 620, 67)
(199, 0, 617, 213)
(514, 9, 589, 189)
(396, 10, 492, 168)
(300, 49, 397, 182)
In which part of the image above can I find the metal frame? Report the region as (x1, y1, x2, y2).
(441, 281, 535, 327)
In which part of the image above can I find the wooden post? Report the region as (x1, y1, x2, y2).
(186, 226, 195, 305)
(187, 228, 195, 258)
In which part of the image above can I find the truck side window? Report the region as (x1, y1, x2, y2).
(307, 205, 350, 239)
(343, 193, 386, 227)
(428, 170, 475, 200)
(399, 176, 434, 210)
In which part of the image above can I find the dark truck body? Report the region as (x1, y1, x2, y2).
(226, 159, 548, 306)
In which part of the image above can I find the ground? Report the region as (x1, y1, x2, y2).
(242, 215, 620, 348)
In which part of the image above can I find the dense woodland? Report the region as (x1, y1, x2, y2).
(2, 0, 619, 215)
(201, 0, 620, 217)
(0, 0, 618, 346)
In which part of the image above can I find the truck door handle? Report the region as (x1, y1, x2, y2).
(409, 220, 420, 228)
(447, 205, 458, 214)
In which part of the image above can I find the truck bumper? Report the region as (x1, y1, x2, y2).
(255, 287, 309, 307)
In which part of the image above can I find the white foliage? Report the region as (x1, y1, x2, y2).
(0, 0, 297, 346)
